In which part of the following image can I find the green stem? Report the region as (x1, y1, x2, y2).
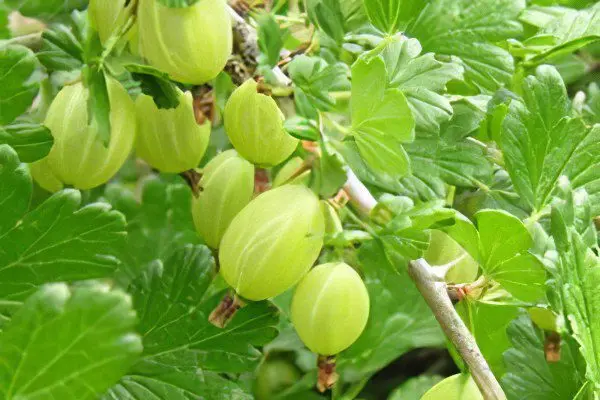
(98, 14, 137, 67)
(345, 206, 378, 237)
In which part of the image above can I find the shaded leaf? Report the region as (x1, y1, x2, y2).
(457, 298, 519, 377)
(389, 375, 444, 400)
(125, 63, 180, 109)
(502, 313, 583, 400)
(83, 66, 112, 145)
(102, 177, 201, 282)
(338, 241, 443, 379)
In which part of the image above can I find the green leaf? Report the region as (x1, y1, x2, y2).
(0, 145, 31, 236)
(502, 313, 583, 400)
(351, 56, 415, 178)
(398, 98, 492, 200)
(363, 0, 427, 34)
(476, 209, 532, 271)
(0, 6, 9, 39)
(0, 283, 142, 400)
(306, 0, 345, 43)
(107, 245, 278, 397)
(83, 66, 112, 145)
(288, 56, 350, 112)
(155, 0, 200, 7)
(257, 13, 288, 68)
(421, 374, 482, 400)
(551, 204, 600, 387)
(125, 63, 180, 109)
(474, 209, 545, 301)
(501, 65, 600, 215)
(389, 375, 444, 400)
(520, 5, 572, 29)
(0, 122, 53, 162)
(338, 241, 443, 379)
(0, 188, 126, 302)
(105, 367, 251, 400)
(380, 38, 464, 133)
(457, 298, 519, 377)
(102, 177, 201, 282)
(542, 4, 600, 44)
(406, 0, 525, 92)
(284, 116, 320, 141)
(5, 0, 86, 20)
(312, 139, 347, 198)
(489, 253, 546, 302)
(37, 22, 84, 72)
(130, 244, 279, 369)
(0, 45, 41, 125)
(404, 133, 492, 192)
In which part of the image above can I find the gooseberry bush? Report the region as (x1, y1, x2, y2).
(0, 0, 600, 399)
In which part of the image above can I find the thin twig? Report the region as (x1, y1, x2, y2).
(408, 258, 507, 400)
(343, 168, 377, 215)
(226, 5, 291, 86)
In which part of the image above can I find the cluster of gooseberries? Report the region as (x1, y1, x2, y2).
(31, 0, 371, 384)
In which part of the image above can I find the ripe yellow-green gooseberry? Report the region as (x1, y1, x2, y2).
(224, 79, 299, 167)
(137, 0, 232, 84)
(291, 262, 370, 356)
(88, 0, 135, 45)
(36, 77, 135, 191)
(135, 89, 210, 173)
(254, 357, 302, 400)
(192, 150, 254, 249)
(218, 184, 325, 301)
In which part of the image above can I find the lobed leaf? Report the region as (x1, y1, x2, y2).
(0, 283, 142, 400)
(406, 0, 525, 92)
(501, 65, 600, 215)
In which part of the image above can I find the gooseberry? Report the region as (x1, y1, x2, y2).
(137, 0, 232, 84)
(135, 89, 210, 173)
(224, 79, 299, 167)
(291, 262, 369, 356)
(218, 184, 324, 301)
(41, 78, 136, 190)
(192, 150, 254, 249)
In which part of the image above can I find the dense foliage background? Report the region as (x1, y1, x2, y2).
(0, 0, 599, 399)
